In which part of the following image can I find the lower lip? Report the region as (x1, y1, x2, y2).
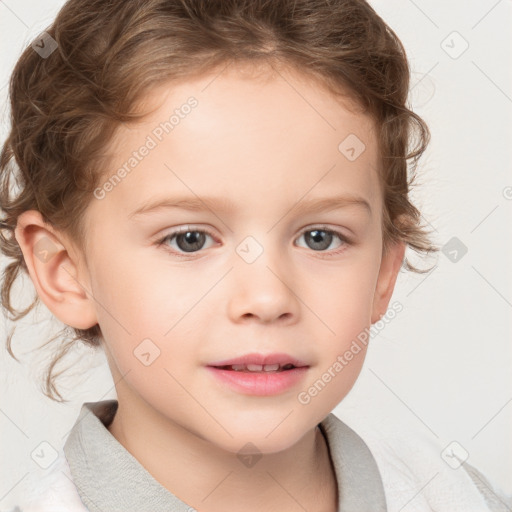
(205, 366, 309, 396)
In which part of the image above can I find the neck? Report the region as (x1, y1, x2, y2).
(107, 395, 337, 512)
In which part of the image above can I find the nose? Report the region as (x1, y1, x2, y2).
(226, 243, 300, 325)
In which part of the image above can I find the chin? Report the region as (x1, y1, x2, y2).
(209, 418, 313, 456)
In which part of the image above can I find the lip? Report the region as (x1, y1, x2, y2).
(205, 366, 309, 396)
(206, 352, 310, 368)
(205, 352, 310, 396)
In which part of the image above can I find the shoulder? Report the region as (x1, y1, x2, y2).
(324, 413, 512, 512)
(461, 462, 512, 512)
(13, 450, 88, 512)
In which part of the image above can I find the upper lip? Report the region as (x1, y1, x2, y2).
(207, 352, 310, 368)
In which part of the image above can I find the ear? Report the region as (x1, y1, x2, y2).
(14, 210, 98, 330)
(371, 240, 406, 324)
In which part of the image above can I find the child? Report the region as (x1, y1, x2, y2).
(1, 0, 509, 511)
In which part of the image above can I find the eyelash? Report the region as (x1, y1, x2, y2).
(155, 225, 352, 259)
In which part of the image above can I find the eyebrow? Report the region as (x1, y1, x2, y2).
(128, 193, 372, 219)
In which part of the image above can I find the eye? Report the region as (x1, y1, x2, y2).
(156, 225, 351, 258)
(295, 226, 351, 256)
(156, 226, 217, 257)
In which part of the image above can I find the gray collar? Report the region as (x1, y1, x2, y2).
(64, 400, 387, 511)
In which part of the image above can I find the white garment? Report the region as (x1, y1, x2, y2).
(9, 402, 512, 512)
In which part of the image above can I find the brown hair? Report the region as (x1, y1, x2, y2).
(0, 0, 438, 402)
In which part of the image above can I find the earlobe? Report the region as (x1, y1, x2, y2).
(14, 210, 98, 330)
(371, 240, 406, 324)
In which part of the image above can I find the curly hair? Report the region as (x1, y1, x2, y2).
(0, 0, 438, 402)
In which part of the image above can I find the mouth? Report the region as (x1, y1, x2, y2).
(211, 363, 300, 373)
(205, 353, 310, 396)
(206, 352, 310, 371)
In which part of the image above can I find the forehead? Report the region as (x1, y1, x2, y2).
(94, 63, 381, 221)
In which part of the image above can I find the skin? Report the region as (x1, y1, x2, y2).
(15, 61, 405, 512)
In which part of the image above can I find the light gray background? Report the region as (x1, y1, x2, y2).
(1, 0, 511, 509)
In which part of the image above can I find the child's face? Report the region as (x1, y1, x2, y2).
(71, 64, 403, 452)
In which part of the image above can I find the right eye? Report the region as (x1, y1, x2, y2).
(156, 226, 218, 257)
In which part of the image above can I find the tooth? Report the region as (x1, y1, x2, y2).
(263, 364, 280, 371)
(231, 364, 245, 371)
(246, 364, 263, 371)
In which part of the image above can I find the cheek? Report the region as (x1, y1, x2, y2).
(312, 255, 380, 335)
(302, 255, 380, 396)
(300, 280, 375, 415)
(90, 243, 185, 334)
(91, 254, 209, 379)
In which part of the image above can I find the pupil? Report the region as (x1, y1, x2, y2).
(177, 231, 205, 252)
(307, 229, 332, 250)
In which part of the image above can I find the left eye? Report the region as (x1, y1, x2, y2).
(295, 227, 349, 254)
